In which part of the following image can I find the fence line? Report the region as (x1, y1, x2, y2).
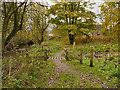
(64, 46, 94, 67)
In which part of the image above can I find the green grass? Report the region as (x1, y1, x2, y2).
(48, 72, 105, 88)
(62, 58, 118, 87)
(62, 42, 118, 88)
(2, 52, 55, 88)
(41, 40, 62, 55)
(39, 40, 118, 88)
(52, 39, 118, 87)
(2, 41, 62, 88)
(2, 38, 118, 88)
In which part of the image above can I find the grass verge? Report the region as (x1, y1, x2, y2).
(2, 41, 62, 88)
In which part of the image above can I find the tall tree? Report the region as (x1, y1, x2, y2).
(98, 2, 119, 36)
(2, 1, 28, 51)
(47, 1, 96, 44)
(25, 2, 49, 44)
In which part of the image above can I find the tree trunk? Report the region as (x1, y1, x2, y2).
(4, 2, 27, 48)
(69, 33, 75, 45)
(68, 3, 75, 45)
(38, 24, 49, 45)
(41, 34, 44, 43)
(38, 31, 44, 45)
(2, 2, 10, 52)
(2, 18, 8, 52)
(5, 2, 18, 47)
(2, 2, 26, 51)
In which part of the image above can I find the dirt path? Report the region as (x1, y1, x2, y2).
(45, 50, 110, 88)
(52, 50, 80, 74)
(45, 50, 79, 87)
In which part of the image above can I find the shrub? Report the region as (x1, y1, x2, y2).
(75, 35, 92, 44)
(91, 35, 115, 43)
(60, 36, 69, 41)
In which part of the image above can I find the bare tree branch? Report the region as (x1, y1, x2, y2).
(3, 2, 6, 17)
(7, 2, 25, 20)
(36, 2, 48, 7)
(19, 2, 27, 29)
(6, 2, 13, 15)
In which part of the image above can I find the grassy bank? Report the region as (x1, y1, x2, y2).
(62, 41, 118, 88)
(2, 41, 61, 88)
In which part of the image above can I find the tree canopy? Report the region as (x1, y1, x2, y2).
(98, 2, 119, 36)
(2, 1, 49, 51)
(47, 1, 96, 44)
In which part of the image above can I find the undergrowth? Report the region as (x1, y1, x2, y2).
(2, 42, 61, 88)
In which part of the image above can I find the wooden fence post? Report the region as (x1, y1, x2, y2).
(64, 47, 69, 61)
(73, 42, 75, 51)
(9, 56, 12, 77)
(47, 47, 50, 55)
(42, 46, 44, 51)
(44, 49, 48, 61)
(80, 51, 83, 64)
(90, 46, 93, 67)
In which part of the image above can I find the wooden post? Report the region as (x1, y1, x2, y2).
(9, 56, 12, 77)
(42, 46, 44, 56)
(80, 51, 83, 64)
(105, 51, 107, 61)
(44, 49, 47, 61)
(64, 47, 69, 61)
(90, 46, 93, 67)
(73, 42, 75, 51)
(42, 46, 44, 51)
(47, 47, 50, 55)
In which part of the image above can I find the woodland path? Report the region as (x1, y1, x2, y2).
(45, 50, 111, 88)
